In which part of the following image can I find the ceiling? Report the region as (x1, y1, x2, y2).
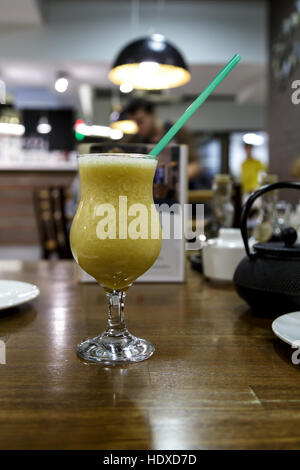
(0, 0, 42, 24)
(0, 0, 268, 107)
(3, 60, 266, 105)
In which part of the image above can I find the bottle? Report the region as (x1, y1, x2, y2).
(253, 174, 279, 242)
(211, 174, 234, 236)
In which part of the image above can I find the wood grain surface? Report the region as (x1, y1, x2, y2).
(0, 260, 299, 450)
(0, 171, 75, 245)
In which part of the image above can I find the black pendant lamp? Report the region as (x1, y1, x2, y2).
(109, 33, 191, 90)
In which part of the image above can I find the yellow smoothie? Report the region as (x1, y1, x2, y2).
(70, 154, 162, 290)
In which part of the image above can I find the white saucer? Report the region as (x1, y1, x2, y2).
(272, 311, 300, 346)
(0, 280, 40, 311)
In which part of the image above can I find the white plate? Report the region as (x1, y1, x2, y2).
(272, 311, 300, 346)
(0, 280, 40, 311)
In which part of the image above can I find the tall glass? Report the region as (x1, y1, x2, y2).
(70, 154, 162, 363)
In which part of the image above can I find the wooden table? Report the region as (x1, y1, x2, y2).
(0, 260, 300, 450)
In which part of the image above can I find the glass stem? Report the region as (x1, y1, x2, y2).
(105, 291, 127, 337)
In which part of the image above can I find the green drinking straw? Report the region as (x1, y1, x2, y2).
(149, 53, 241, 157)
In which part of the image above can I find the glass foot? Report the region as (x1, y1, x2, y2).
(77, 331, 155, 364)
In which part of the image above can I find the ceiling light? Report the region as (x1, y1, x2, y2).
(75, 120, 123, 140)
(55, 74, 69, 93)
(243, 133, 265, 146)
(76, 123, 111, 138)
(37, 117, 52, 135)
(120, 82, 134, 93)
(110, 110, 138, 135)
(109, 128, 123, 140)
(138, 61, 160, 74)
(111, 119, 138, 135)
(0, 123, 25, 136)
(109, 34, 191, 90)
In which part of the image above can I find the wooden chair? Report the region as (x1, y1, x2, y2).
(33, 187, 73, 259)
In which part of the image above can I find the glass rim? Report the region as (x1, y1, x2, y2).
(78, 153, 157, 160)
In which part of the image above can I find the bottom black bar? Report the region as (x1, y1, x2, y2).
(0, 450, 292, 466)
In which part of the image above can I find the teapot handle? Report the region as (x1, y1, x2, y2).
(241, 181, 300, 259)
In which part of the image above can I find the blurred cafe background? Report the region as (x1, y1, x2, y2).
(0, 0, 299, 260)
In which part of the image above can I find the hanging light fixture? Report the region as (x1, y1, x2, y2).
(109, 33, 191, 90)
(120, 82, 134, 94)
(37, 116, 52, 135)
(55, 72, 69, 93)
(110, 110, 138, 135)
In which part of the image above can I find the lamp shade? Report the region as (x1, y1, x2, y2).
(109, 34, 191, 90)
(110, 110, 138, 135)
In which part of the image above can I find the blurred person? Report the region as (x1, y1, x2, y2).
(241, 143, 267, 193)
(123, 98, 202, 185)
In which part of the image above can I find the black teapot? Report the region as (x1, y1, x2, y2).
(234, 182, 300, 314)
